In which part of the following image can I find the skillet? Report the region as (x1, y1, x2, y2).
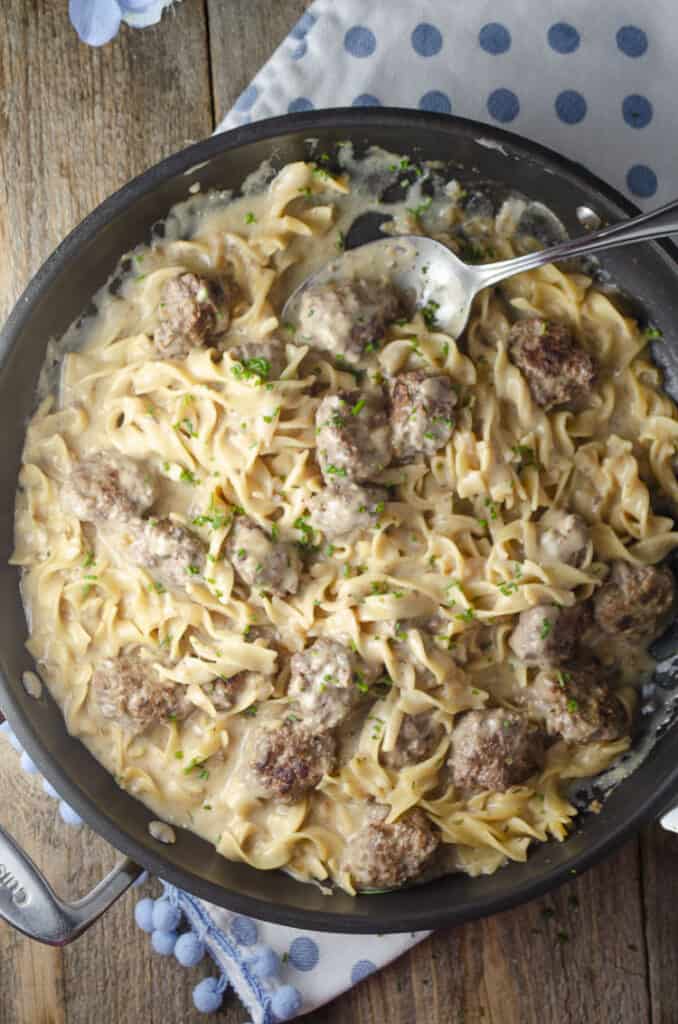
(2, 108, 678, 943)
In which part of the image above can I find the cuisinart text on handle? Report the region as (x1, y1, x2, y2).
(0, 863, 28, 905)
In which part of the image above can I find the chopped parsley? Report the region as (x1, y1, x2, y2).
(242, 704, 258, 718)
(645, 325, 663, 340)
(566, 698, 579, 713)
(192, 504, 229, 530)
(512, 444, 538, 468)
(174, 750, 184, 760)
(421, 299, 440, 329)
(484, 497, 498, 520)
(540, 618, 552, 639)
(294, 516, 315, 547)
(456, 608, 475, 623)
(353, 672, 370, 694)
(263, 407, 280, 424)
(245, 211, 257, 224)
(185, 565, 200, 576)
(557, 670, 572, 688)
(270, 523, 280, 542)
(336, 231, 345, 251)
(231, 357, 271, 385)
(406, 196, 432, 219)
(179, 468, 198, 486)
(351, 399, 366, 416)
(150, 580, 166, 594)
(183, 756, 208, 775)
(83, 551, 96, 568)
(368, 715, 385, 740)
(174, 418, 197, 437)
(325, 544, 335, 557)
(325, 464, 348, 477)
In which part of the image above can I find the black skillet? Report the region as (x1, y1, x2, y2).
(2, 109, 678, 943)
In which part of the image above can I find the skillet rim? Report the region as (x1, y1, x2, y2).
(2, 106, 678, 933)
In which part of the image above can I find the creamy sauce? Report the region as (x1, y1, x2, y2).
(12, 146, 678, 892)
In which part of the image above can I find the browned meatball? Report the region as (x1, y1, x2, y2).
(308, 481, 387, 540)
(449, 709, 544, 792)
(92, 654, 189, 728)
(250, 720, 336, 802)
(229, 340, 286, 381)
(315, 390, 392, 483)
(131, 517, 206, 590)
(380, 713, 446, 770)
(287, 638, 372, 731)
(539, 510, 591, 568)
(63, 451, 156, 524)
(594, 560, 674, 640)
(343, 804, 440, 891)
(389, 371, 457, 462)
(155, 273, 230, 359)
(530, 663, 629, 743)
(297, 279, 401, 364)
(508, 318, 595, 410)
(225, 516, 301, 596)
(509, 603, 586, 667)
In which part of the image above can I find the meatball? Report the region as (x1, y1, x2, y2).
(155, 273, 229, 359)
(308, 482, 387, 541)
(594, 560, 674, 640)
(131, 517, 206, 590)
(343, 804, 439, 891)
(229, 339, 286, 381)
(315, 390, 392, 483)
(508, 318, 595, 410)
(92, 654, 189, 728)
(380, 713, 445, 770)
(509, 603, 586, 667)
(250, 720, 336, 802)
(539, 510, 590, 568)
(297, 279, 401, 364)
(287, 638, 371, 731)
(225, 516, 301, 596)
(449, 709, 544, 792)
(389, 371, 457, 462)
(530, 663, 629, 743)
(63, 451, 155, 524)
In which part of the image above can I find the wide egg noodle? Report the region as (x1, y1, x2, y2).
(12, 153, 678, 890)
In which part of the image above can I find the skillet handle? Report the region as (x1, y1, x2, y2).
(0, 822, 142, 945)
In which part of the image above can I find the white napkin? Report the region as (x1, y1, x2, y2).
(219, 0, 675, 210)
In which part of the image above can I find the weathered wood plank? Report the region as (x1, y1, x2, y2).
(0, 0, 213, 323)
(206, 0, 309, 124)
(310, 841, 649, 1024)
(0, 2, 214, 1022)
(641, 823, 678, 1024)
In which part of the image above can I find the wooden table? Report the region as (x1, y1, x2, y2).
(0, 3, 676, 1021)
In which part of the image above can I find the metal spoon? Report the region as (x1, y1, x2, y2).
(283, 198, 678, 338)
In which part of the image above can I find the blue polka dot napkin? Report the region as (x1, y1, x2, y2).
(218, 0, 677, 208)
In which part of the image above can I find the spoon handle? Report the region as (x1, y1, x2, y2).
(469, 196, 678, 292)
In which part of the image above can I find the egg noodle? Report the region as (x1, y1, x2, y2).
(12, 148, 678, 892)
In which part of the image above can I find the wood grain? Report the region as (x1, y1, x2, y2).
(206, 0, 309, 124)
(641, 824, 678, 1024)
(0, 1, 674, 1022)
